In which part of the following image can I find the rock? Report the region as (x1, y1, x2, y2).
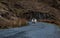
(0, 0, 60, 29)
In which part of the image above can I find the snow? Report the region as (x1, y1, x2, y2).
(0, 22, 60, 38)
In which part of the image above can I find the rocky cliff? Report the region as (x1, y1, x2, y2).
(0, 0, 60, 29)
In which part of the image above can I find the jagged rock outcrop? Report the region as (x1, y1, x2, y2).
(0, 0, 60, 29)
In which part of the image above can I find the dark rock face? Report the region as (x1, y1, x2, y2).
(22, 11, 56, 21)
(0, 0, 60, 29)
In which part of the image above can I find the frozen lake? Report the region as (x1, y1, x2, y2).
(0, 22, 60, 38)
